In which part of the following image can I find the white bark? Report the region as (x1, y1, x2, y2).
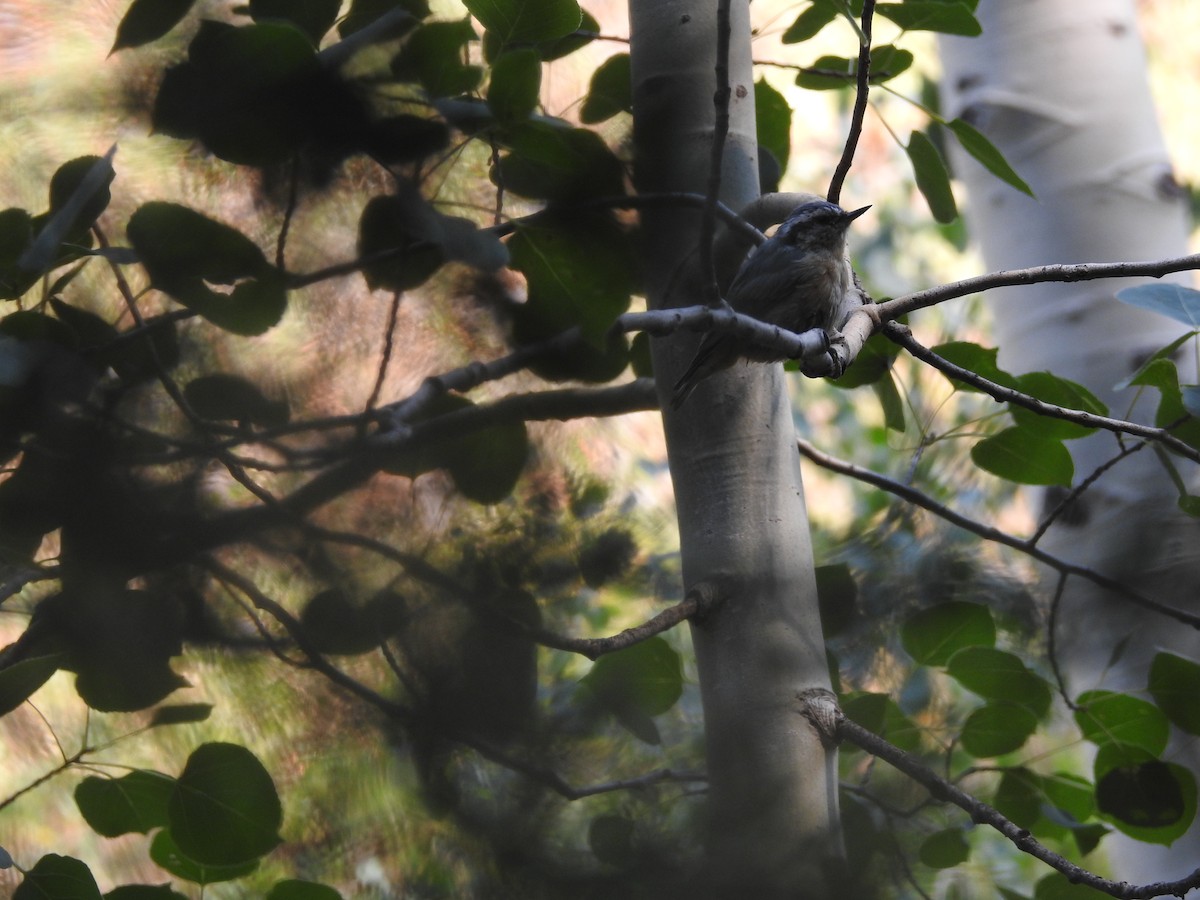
(630, 1, 839, 894)
(941, 0, 1199, 881)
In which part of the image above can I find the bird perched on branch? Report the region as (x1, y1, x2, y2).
(671, 199, 869, 409)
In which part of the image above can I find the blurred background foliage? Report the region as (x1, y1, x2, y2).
(0, 0, 1196, 897)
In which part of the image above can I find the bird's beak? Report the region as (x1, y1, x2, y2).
(846, 205, 871, 221)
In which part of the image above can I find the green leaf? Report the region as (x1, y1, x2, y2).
(184, 374, 290, 427)
(1128, 357, 1200, 450)
(754, 78, 791, 172)
(495, 120, 625, 201)
(816, 563, 857, 637)
(877, 1, 981, 35)
(873, 374, 906, 431)
(918, 828, 970, 868)
(391, 19, 482, 97)
(588, 815, 635, 866)
(1009, 372, 1107, 440)
(1094, 745, 1195, 843)
(1074, 690, 1169, 755)
(265, 880, 345, 900)
(0, 653, 64, 716)
(0, 207, 38, 300)
(75, 770, 174, 837)
(907, 130, 957, 223)
(14, 855, 103, 900)
(948, 118, 1034, 197)
(797, 45, 914, 90)
(580, 54, 631, 124)
(508, 210, 634, 346)
(947, 647, 1051, 718)
(930, 341, 1018, 391)
(42, 588, 188, 713)
(105, 886, 190, 900)
(1116, 283, 1200, 328)
(782, 3, 838, 43)
(993, 768, 1042, 828)
(1149, 652, 1200, 735)
(971, 426, 1073, 486)
(150, 703, 214, 727)
(465, 0, 582, 46)
(299, 590, 384, 655)
(960, 701, 1038, 757)
(840, 692, 923, 753)
(149, 830, 259, 885)
(829, 330, 899, 389)
(901, 601, 995, 666)
(112, 0, 197, 52)
(488, 49, 542, 121)
(154, 21, 323, 166)
(127, 203, 286, 335)
(581, 637, 683, 741)
(168, 742, 282, 866)
(248, 0, 341, 45)
(384, 394, 529, 503)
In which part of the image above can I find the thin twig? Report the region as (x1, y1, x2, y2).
(830, 707, 1200, 899)
(828, 0, 875, 204)
(885, 323, 1200, 465)
(698, 0, 736, 307)
(795, 437, 1200, 629)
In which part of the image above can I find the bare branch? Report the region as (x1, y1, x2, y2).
(795, 437, 1200, 629)
(827, 0, 875, 204)
(877, 255, 1200, 321)
(885, 323, 1200, 465)
(829, 704, 1200, 899)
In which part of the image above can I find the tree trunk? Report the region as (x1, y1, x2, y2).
(940, 0, 1199, 880)
(629, 2, 840, 896)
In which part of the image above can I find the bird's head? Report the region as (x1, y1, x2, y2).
(775, 200, 870, 250)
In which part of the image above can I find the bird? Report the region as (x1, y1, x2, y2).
(671, 200, 869, 409)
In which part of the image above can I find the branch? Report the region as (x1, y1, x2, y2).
(885, 323, 1200, 465)
(527, 581, 723, 660)
(828, 0, 875, 204)
(795, 437, 1200, 629)
(876, 255, 1200, 321)
(819, 700, 1200, 900)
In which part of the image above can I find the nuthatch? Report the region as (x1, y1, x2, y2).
(671, 200, 869, 409)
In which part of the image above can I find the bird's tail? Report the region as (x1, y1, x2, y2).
(670, 335, 734, 410)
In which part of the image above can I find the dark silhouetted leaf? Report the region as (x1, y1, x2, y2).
(391, 19, 482, 97)
(249, 0, 341, 45)
(1094, 746, 1194, 843)
(589, 815, 635, 866)
(149, 830, 259, 885)
(75, 770, 174, 837)
(127, 203, 286, 335)
(581, 637, 682, 741)
(465, 0, 582, 47)
(488, 49, 542, 121)
(168, 743, 282, 866)
(184, 374, 289, 427)
(816, 563, 857, 637)
(0, 653, 64, 716)
(265, 881, 344, 900)
(580, 54, 630, 124)
(150, 703, 215, 727)
(13, 854, 102, 900)
(495, 120, 625, 201)
(112, 0, 197, 52)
